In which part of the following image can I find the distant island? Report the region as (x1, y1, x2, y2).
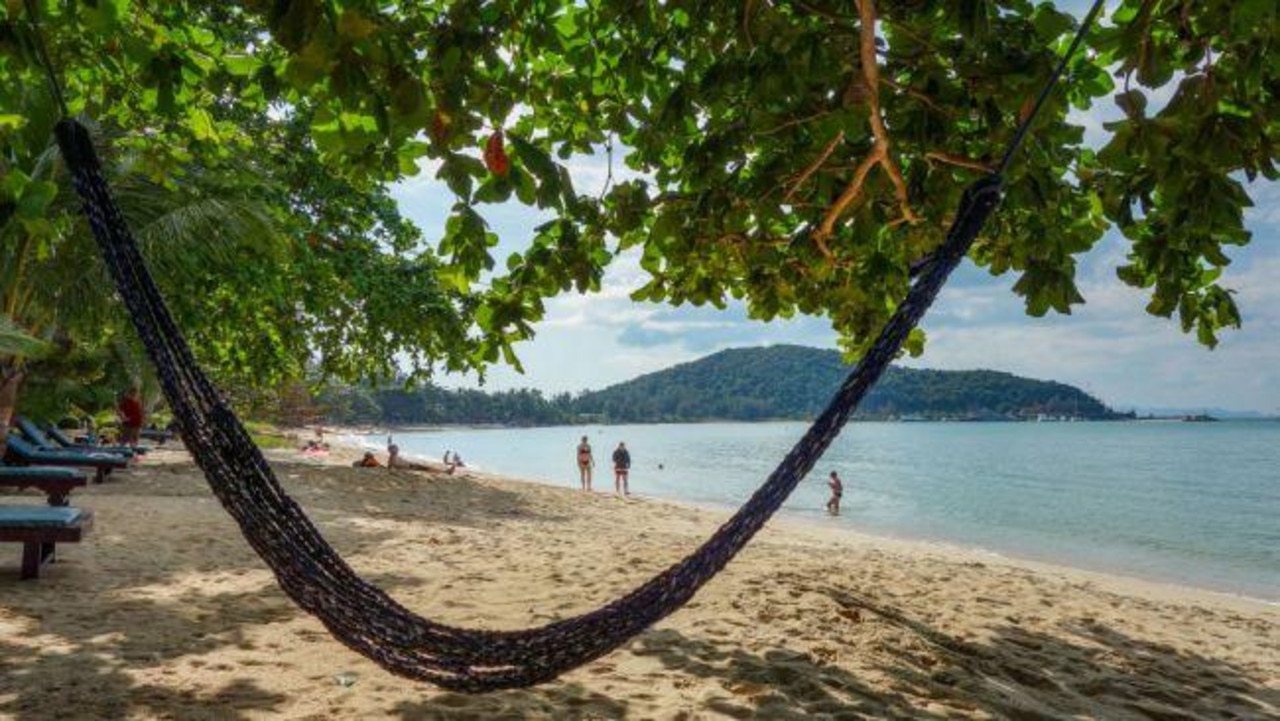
(571, 345, 1125, 423)
(314, 345, 1128, 426)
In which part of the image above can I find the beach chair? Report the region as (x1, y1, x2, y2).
(4, 436, 129, 483)
(0, 466, 88, 506)
(0, 505, 93, 579)
(35, 419, 148, 457)
(139, 427, 175, 445)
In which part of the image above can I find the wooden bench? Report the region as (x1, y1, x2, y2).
(0, 466, 89, 506)
(0, 506, 94, 579)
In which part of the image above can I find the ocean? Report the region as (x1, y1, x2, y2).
(361, 420, 1280, 601)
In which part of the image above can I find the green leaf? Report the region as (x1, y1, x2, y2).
(223, 54, 260, 77)
(0, 316, 50, 359)
(16, 180, 56, 219)
(187, 108, 219, 142)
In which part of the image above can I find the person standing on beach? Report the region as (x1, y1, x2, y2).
(826, 471, 844, 515)
(117, 386, 145, 445)
(576, 436, 594, 491)
(612, 442, 631, 496)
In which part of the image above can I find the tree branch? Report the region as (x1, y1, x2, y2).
(815, 0, 918, 246)
(925, 151, 994, 173)
(815, 148, 881, 256)
(881, 77, 953, 117)
(758, 108, 838, 136)
(784, 131, 845, 203)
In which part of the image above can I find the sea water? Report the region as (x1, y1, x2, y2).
(364, 421, 1280, 600)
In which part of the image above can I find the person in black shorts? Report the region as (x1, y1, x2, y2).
(612, 442, 631, 496)
(827, 471, 844, 515)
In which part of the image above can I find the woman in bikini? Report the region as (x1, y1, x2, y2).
(576, 436, 594, 491)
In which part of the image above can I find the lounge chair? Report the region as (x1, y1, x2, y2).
(0, 505, 93, 579)
(4, 436, 129, 483)
(139, 427, 175, 444)
(30, 419, 148, 457)
(0, 466, 88, 506)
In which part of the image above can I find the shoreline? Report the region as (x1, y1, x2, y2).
(330, 429, 1279, 608)
(465, 465, 1280, 614)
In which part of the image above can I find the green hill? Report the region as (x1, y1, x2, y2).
(572, 345, 1120, 422)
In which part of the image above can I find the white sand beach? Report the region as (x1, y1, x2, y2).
(1, 442, 1276, 720)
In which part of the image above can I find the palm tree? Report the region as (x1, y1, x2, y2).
(1, 87, 280, 456)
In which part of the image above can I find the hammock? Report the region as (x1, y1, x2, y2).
(40, 1, 1103, 692)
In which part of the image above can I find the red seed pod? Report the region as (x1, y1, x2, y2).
(484, 129, 509, 177)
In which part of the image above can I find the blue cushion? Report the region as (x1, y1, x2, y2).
(6, 436, 126, 464)
(0, 466, 87, 480)
(0, 505, 87, 528)
(15, 417, 54, 447)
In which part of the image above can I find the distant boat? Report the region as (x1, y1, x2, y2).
(1182, 414, 1219, 422)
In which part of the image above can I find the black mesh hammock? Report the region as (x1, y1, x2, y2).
(39, 0, 1103, 693)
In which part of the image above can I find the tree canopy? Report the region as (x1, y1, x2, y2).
(2, 0, 1275, 392)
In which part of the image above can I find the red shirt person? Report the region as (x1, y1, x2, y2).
(117, 387, 145, 445)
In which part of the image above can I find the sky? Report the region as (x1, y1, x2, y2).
(388, 4, 1279, 414)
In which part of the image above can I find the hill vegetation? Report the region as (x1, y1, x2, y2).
(314, 345, 1120, 426)
(572, 346, 1120, 422)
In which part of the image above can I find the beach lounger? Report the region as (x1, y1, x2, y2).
(16, 416, 140, 458)
(0, 505, 93, 579)
(4, 436, 129, 483)
(0, 466, 88, 506)
(139, 428, 174, 444)
(34, 420, 148, 457)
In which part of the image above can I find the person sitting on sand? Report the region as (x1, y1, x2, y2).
(576, 436, 594, 491)
(353, 451, 381, 468)
(300, 439, 330, 457)
(826, 470, 844, 515)
(612, 442, 631, 496)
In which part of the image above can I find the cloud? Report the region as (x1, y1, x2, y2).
(616, 305, 833, 353)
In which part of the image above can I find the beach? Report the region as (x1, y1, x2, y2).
(1, 443, 1276, 720)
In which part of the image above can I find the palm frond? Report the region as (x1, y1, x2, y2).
(0, 315, 51, 359)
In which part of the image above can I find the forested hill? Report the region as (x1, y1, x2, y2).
(313, 345, 1122, 426)
(571, 345, 1121, 422)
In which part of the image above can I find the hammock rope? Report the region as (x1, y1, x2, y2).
(37, 0, 1104, 692)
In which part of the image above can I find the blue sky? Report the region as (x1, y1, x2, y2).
(390, 4, 1279, 413)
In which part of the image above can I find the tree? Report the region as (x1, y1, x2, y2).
(0, 80, 280, 454)
(2, 1, 1274, 398)
(1, 5, 483, 453)
(221, 0, 1272, 360)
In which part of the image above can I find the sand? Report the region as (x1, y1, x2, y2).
(1, 442, 1276, 720)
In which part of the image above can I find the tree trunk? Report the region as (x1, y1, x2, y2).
(0, 366, 24, 461)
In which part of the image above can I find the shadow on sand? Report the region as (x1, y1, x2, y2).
(627, 584, 1276, 720)
(0, 460, 560, 719)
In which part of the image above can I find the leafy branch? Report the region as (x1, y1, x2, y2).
(814, 0, 918, 251)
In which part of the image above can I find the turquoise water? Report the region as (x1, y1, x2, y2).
(363, 421, 1280, 600)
